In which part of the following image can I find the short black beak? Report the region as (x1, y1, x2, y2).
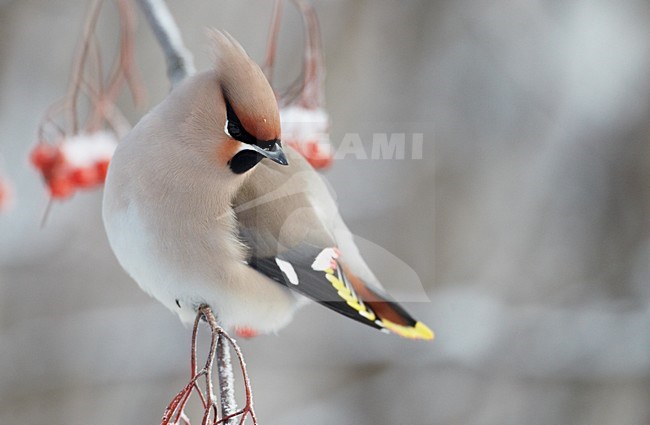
(248, 142, 288, 166)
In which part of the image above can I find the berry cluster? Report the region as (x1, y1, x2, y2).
(30, 132, 116, 199)
(280, 106, 333, 170)
(285, 139, 333, 170)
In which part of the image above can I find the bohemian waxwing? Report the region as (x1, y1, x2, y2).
(102, 31, 433, 340)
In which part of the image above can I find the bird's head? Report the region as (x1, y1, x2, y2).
(214, 31, 287, 174)
(172, 31, 287, 181)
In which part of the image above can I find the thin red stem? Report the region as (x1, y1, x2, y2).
(263, 0, 284, 84)
(68, 0, 105, 135)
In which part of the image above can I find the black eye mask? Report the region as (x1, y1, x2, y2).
(224, 98, 288, 173)
(225, 99, 278, 149)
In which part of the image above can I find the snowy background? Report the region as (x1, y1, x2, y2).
(1, 0, 649, 424)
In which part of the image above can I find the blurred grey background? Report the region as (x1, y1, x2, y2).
(1, 0, 649, 424)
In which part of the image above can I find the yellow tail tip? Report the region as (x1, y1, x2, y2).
(381, 319, 435, 341)
(414, 321, 435, 340)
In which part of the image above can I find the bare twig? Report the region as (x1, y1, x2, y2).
(38, 0, 141, 144)
(68, 0, 105, 134)
(87, 0, 142, 135)
(274, 0, 326, 109)
(298, 0, 325, 108)
(135, 0, 196, 87)
(262, 0, 284, 84)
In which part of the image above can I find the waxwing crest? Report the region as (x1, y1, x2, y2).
(207, 29, 281, 146)
(207, 29, 248, 63)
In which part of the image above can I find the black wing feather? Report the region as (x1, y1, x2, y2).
(248, 243, 383, 331)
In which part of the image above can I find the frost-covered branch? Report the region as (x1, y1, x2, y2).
(160, 306, 257, 425)
(135, 0, 195, 87)
(217, 336, 237, 425)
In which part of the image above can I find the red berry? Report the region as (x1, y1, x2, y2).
(306, 141, 319, 156)
(95, 159, 110, 182)
(30, 144, 56, 170)
(286, 139, 332, 169)
(305, 142, 332, 170)
(70, 166, 99, 188)
(48, 175, 75, 199)
(309, 155, 333, 169)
